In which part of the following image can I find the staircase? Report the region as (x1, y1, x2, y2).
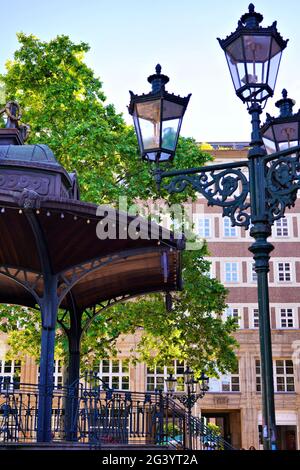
(0, 378, 234, 450)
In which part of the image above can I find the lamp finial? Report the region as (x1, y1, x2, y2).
(155, 64, 162, 75)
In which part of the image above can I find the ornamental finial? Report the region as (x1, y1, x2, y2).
(148, 64, 169, 93)
(240, 3, 263, 28)
(275, 88, 295, 117)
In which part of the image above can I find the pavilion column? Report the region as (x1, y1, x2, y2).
(37, 275, 59, 443)
(64, 307, 83, 441)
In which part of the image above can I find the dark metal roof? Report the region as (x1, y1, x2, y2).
(0, 144, 58, 165)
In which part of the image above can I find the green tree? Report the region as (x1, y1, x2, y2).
(0, 33, 237, 377)
(0, 33, 211, 205)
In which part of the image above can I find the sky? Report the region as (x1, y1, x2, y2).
(1, 0, 300, 143)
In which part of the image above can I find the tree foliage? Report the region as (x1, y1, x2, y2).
(0, 34, 237, 376)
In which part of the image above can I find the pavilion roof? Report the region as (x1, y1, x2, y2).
(0, 136, 183, 312)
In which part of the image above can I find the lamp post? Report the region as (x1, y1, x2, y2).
(166, 367, 209, 450)
(128, 4, 300, 451)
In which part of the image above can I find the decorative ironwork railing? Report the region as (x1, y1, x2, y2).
(0, 375, 234, 450)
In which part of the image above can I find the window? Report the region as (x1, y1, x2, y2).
(280, 309, 294, 328)
(224, 307, 240, 327)
(97, 359, 130, 390)
(0, 360, 21, 390)
(38, 360, 63, 389)
(197, 217, 211, 238)
(53, 360, 63, 388)
(221, 364, 240, 392)
(223, 217, 237, 237)
(275, 218, 289, 237)
(275, 360, 295, 392)
(277, 262, 291, 282)
(251, 263, 257, 282)
(252, 309, 259, 328)
(255, 359, 295, 393)
(208, 364, 240, 393)
(225, 262, 239, 282)
(255, 360, 261, 392)
(146, 361, 184, 392)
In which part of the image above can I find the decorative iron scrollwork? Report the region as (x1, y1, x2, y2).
(265, 152, 300, 223)
(164, 166, 251, 229)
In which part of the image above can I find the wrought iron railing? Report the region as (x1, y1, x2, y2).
(0, 375, 235, 450)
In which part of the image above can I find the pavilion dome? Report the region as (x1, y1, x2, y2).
(0, 144, 59, 166)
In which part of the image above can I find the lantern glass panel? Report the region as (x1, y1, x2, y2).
(273, 122, 299, 151)
(242, 35, 271, 101)
(161, 100, 185, 151)
(162, 100, 184, 120)
(262, 136, 276, 154)
(162, 119, 180, 151)
(267, 39, 282, 91)
(225, 37, 244, 90)
(243, 35, 271, 63)
(135, 100, 161, 150)
(262, 121, 299, 154)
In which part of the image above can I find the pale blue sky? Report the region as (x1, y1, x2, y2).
(1, 0, 300, 142)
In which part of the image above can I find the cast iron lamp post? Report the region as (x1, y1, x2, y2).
(129, 4, 300, 451)
(166, 367, 209, 450)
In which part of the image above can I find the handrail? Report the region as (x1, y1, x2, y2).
(0, 380, 235, 449)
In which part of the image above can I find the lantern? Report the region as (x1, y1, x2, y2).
(261, 89, 300, 154)
(218, 4, 288, 106)
(128, 64, 191, 163)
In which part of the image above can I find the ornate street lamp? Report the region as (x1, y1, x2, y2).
(129, 4, 300, 451)
(128, 64, 191, 163)
(261, 89, 300, 153)
(165, 373, 177, 394)
(218, 3, 287, 106)
(165, 368, 209, 450)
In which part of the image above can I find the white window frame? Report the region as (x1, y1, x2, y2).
(97, 359, 130, 390)
(53, 360, 63, 388)
(278, 308, 295, 329)
(277, 262, 292, 282)
(255, 359, 295, 393)
(223, 217, 238, 238)
(146, 361, 185, 392)
(250, 263, 257, 283)
(252, 308, 259, 329)
(274, 217, 289, 237)
(37, 360, 63, 389)
(224, 307, 242, 328)
(274, 360, 295, 393)
(224, 262, 239, 283)
(0, 359, 21, 390)
(255, 360, 261, 392)
(196, 217, 212, 238)
(208, 364, 240, 393)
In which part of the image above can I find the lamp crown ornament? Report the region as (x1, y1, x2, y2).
(240, 4, 263, 28)
(275, 89, 296, 117)
(147, 64, 170, 94)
